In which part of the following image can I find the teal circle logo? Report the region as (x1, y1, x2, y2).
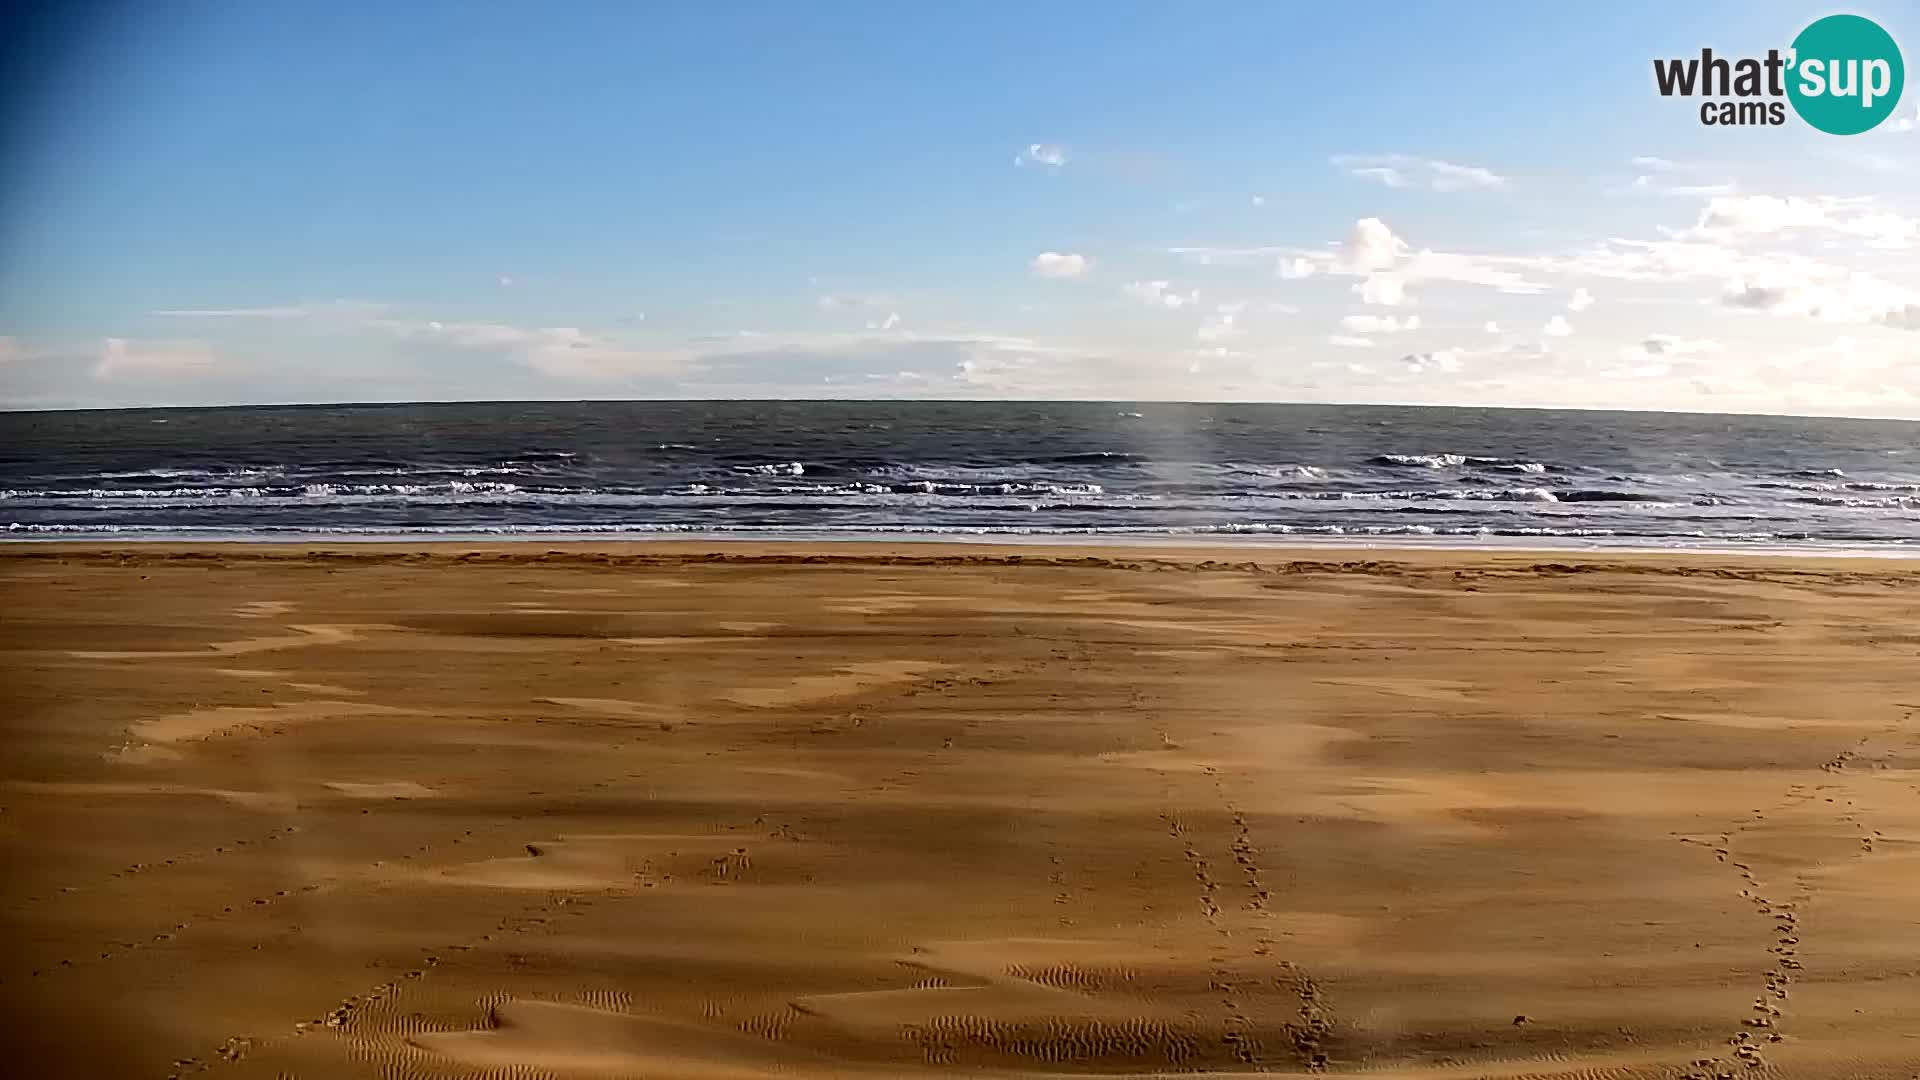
(1788, 14, 1904, 135)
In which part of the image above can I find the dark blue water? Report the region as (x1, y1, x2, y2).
(2, 401, 1917, 548)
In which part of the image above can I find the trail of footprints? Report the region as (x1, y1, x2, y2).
(173, 720, 803, 1077)
(174, 658, 1044, 1075)
(14, 824, 313, 983)
(27, 797, 546, 986)
(1678, 721, 1904, 1080)
(1207, 766, 1333, 1072)
(159, 738, 674, 1078)
(24, 710, 648, 986)
(169, 860, 625, 1077)
(815, 661, 1041, 793)
(166, 887, 597, 1079)
(1161, 768, 1332, 1074)
(1677, 784, 1818, 1078)
(1160, 806, 1252, 1069)
(9, 821, 303, 917)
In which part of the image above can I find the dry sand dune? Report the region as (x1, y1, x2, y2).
(2, 542, 1919, 1078)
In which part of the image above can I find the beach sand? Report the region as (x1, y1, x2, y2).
(3, 543, 1919, 1078)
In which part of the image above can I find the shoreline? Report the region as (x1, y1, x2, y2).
(7, 530, 1920, 560)
(9, 537, 1920, 573)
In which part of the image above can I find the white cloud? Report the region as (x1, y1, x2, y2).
(152, 305, 311, 319)
(1631, 219, 1918, 329)
(152, 301, 389, 321)
(1426, 160, 1508, 191)
(1720, 263, 1920, 328)
(512, 327, 696, 379)
(1332, 154, 1508, 192)
(144, 302, 688, 379)
(1621, 333, 1722, 359)
(403, 319, 535, 349)
(1345, 217, 1408, 273)
(0, 337, 20, 364)
(496, 274, 515, 287)
(1354, 274, 1407, 306)
(40, 176, 1920, 414)
(1693, 195, 1830, 236)
(1014, 143, 1069, 168)
(1832, 212, 1917, 250)
(1122, 280, 1199, 309)
(1625, 175, 1739, 197)
(1402, 348, 1464, 373)
(817, 293, 893, 312)
(1883, 304, 1920, 330)
(1250, 195, 1267, 207)
(1621, 158, 1743, 195)
(1030, 251, 1090, 279)
(1554, 237, 1761, 284)
(366, 316, 688, 379)
(1197, 218, 1545, 301)
(1679, 194, 1919, 249)
(1166, 245, 1285, 268)
(1397, 250, 1544, 293)
(1647, 333, 1720, 356)
(941, 335, 1205, 397)
(1825, 148, 1902, 174)
(94, 338, 218, 379)
(17, 307, 1920, 415)
(1890, 104, 1919, 133)
(1197, 303, 1245, 343)
(1606, 334, 1724, 380)
(1542, 227, 1920, 332)
(1622, 157, 1744, 195)
(1348, 166, 1405, 188)
(1339, 313, 1420, 333)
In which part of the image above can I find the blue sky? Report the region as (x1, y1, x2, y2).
(3, 1, 1918, 415)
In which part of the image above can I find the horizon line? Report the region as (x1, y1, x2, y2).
(2, 396, 1918, 426)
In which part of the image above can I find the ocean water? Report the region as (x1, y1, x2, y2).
(2, 401, 1917, 549)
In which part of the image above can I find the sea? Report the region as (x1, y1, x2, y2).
(2, 401, 1917, 550)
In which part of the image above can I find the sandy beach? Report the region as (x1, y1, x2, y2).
(3, 542, 1918, 1079)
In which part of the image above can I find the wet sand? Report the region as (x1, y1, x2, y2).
(2, 543, 1919, 1078)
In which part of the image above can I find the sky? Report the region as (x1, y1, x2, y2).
(2, 1, 1918, 417)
